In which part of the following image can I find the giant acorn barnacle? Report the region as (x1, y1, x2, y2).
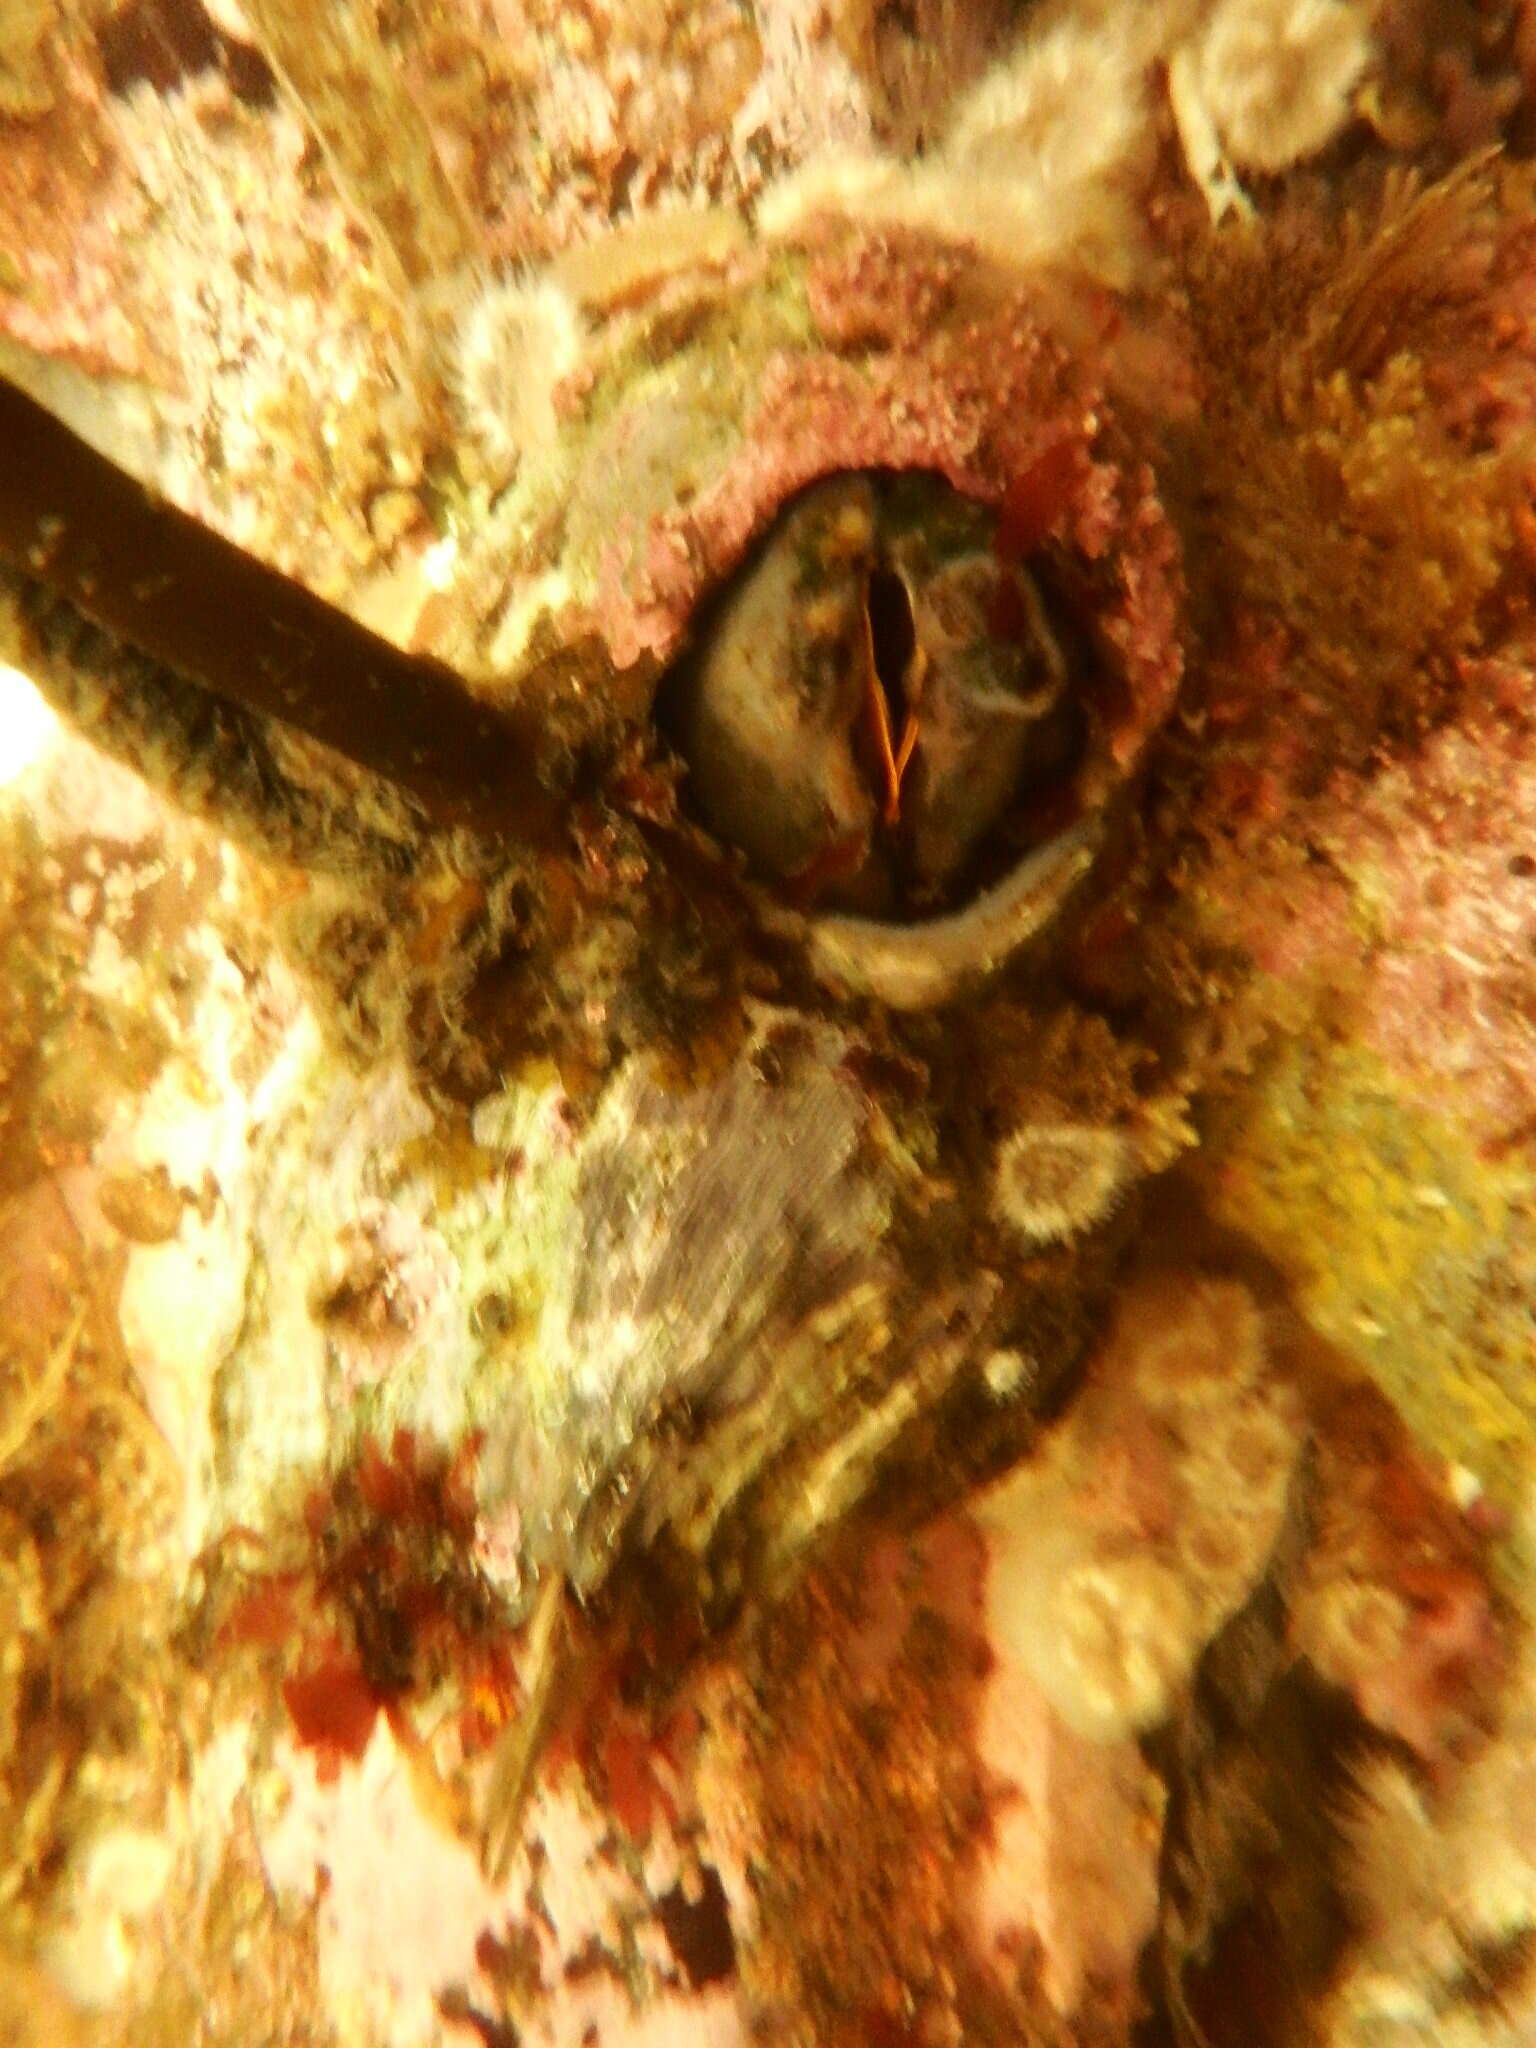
(670, 471, 1081, 920)
(575, 262, 1191, 1011)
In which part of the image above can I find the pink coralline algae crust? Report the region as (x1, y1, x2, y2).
(1327, 696, 1536, 1130)
(968, 1560, 1164, 2032)
(1291, 1375, 1507, 1771)
(802, 226, 969, 349)
(1420, 206, 1536, 450)
(1192, 657, 1536, 1145)
(0, 47, 175, 384)
(590, 246, 1185, 794)
(1157, 180, 1536, 1135)
(1318, 701, 1536, 1143)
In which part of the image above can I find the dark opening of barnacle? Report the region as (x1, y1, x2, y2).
(658, 470, 1090, 922)
(865, 569, 916, 716)
(863, 563, 919, 825)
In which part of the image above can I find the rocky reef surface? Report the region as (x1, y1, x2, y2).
(2, 2, 1536, 2044)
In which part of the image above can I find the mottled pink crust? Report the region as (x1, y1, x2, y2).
(1192, 626, 1536, 1145)
(1291, 1377, 1506, 1769)
(1424, 210, 1536, 451)
(966, 1643, 1162, 2026)
(1326, 701, 1536, 1141)
(0, 48, 175, 384)
(689, 1506, 1164, 2040)
(590, 242, 1185, 786)
(803, 227, 968, 348)
(1150, 187, 1536, 1131)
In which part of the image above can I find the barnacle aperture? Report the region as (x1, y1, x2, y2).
(668, 472, 1084, 923)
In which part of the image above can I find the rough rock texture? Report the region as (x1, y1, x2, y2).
(2, 2, 1536, 2045)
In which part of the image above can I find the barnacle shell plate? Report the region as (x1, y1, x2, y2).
(478, 225, 1186, 1000)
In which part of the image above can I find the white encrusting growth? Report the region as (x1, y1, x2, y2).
(1171, 0, 1373, 219)
(1194, 0, 1372, 174)
(761, 0, 1376, 257)
(448, 271, 584, 479)
(759, 3, 1168, 285)
(992, 1120, 1133, 1245)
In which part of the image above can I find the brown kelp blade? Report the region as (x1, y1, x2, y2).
(0, 378, 557, 837)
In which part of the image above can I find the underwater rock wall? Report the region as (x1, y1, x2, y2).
(2, 2, 1536, 2044)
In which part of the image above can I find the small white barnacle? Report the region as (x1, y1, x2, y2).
(991, 1119, 1133, 1245)
(447, 269, 583, 479)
